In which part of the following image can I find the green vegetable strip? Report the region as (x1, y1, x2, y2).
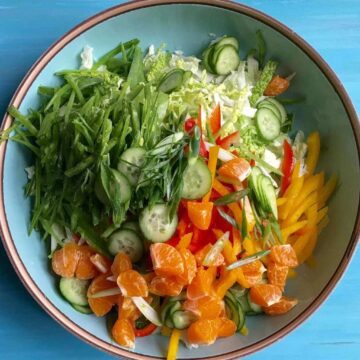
(249, 60, 278, 107)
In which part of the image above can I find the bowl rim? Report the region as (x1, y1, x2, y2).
(0, 0, 359, 359)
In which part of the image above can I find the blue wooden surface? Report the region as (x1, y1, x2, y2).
(0, 0, 359, 359)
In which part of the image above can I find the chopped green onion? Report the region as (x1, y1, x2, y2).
(214, 189, 250, 206)
(226, 250, 270, 270)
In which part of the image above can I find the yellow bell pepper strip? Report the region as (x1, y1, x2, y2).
(167, 329, 181, 360)
(290, 160, 301, 181)
(293, 227, 317, 257)
(305, 131, 320, 177)
(213, 178, 242, 224)
(187, 201, 214, 230)
(232, 228, 241, 257)
(215, 268, 239, 299)
(283, 191, 318, 227)
(276, 197, 287, 206)
(317, 171, 325, 189)
(318, 215, 330, 235)
(316, 207, 328, 224)
(202, 145, 219, 202)
(242, 237, 255, 255)
(306, 203, 318, 227)
(281, 220, 308, 243)
(233, 183, 255, 232)
(291, 173, 322, 211)
(176, 232, 193, 250)
(318, 174, 337, 207)
(279, 175, 304, 220)
(298, 230, 318, 264)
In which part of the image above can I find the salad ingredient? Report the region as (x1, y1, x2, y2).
(167, 329, 181, 360)
(52, 243, 80, 278)
(72, 304, 93, 314)
(149, 276, 183, 296)
(111, 252, 133, 277)
(158, 69, 188, 93)
(255, 108, 281, 141)
(218, 158, 251, 182)
(140, 204, 178, 243)
(132, 296, 162, 326)
(76, 245, 98, 280)
(117, 270, 148, 297)
(216, 131, 240, 150)
(108, 229, 143, 262)
(90, 254, 112, 274)
(112, 318, 135, 349)
(213, 45, 240, 75)
(249, 284, 282, 307)
(177, 248, 197, 284)
(135, 323, 158, 337)
(305, 131, 320, 177)
(263, 296, 298, 315)
(270, 244, 298, 267)
(187, 267, 216, 300)
(181, 159, 212, 200)
(267, 261, 288, 291)
(264, 75, 290, 96)
(187, 319, 219, 345)
(183, 296, 223, 319)
(187, 202, 213, 230)
(208, 104, 221, 136)
(280, 140, 295, 195)
(117, 147, 146, 186)
(59, 277, 90, 306)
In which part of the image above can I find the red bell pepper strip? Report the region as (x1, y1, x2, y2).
(135, 323, 158, 337)
(280, 140, 295, 195)
(216, 131, 240, 150)
(208, 104, 221, 135)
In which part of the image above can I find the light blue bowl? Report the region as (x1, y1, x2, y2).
(0, 1, 359, 359)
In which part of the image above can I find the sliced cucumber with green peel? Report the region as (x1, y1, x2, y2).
(214, 36, 239, 50)
(59, 278, 90, 307)
(72, 304, 93, 314)
(256, 108, 281, 141)
(139, 203, 178, 243)
(182, 158, 212, 200)
(108, 229, 143, 262)
(213, 45, 240, 75)
(225, 294, 245, 331)
(117, 147, 146, 186)
(172, 310, 196, 330)
(259, 176, 278, 219)
(158, 69, 185, 94)
(121, 221, 141, 234)
(265, 98, 287, 124)
(202, 45, 216, 73)
(258, 101, 282, 120)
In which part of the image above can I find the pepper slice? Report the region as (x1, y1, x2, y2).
(216, 131, 240, 149)
(280, 140, 295, 195)
(135, 323, 158, 337)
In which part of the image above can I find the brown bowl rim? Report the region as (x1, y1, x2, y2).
(0, 0, 359, 359)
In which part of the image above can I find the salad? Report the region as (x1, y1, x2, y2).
(2, 33, 337, 358)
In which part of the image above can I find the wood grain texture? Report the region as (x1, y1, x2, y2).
(0, 1, 359, 359)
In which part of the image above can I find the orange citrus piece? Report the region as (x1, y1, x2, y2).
(264, 75, 290, 96)
(267, 261, 288, 291)
(118, 297, 141, 321)
(216, 317, 237, 337)
(249, 284, 282, 307)
(90, 253, 112, 274)
(218, 158, 251, 182)
(241, 260, 266, 286)
(187, 267, 217, 300)
(183, 296, 223, 319)
(111, 252, 133, 278)
(75, 245, 98, 280)
(195, 244, 224, 267)
(87, 274, 119, 316)
(263, 296, 298, 315)
(177, 248, 197, 285)
(112, 318, 135, 349)
(150, 243, 185, 278)
(270, 244, 298, 267)
(187, 319, 218, 345)
(187, 201, 214, 230)
(117, 269, 148, 297)
(52, 243, 80, 278)
(149, 275, 183, 297)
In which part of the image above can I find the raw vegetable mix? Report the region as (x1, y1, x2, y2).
(1, 33, 337, 358)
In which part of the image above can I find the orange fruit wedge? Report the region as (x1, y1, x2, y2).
(177, 248, 197, 285)
(117, 269, 148, 297)
(51, 243, 80, 278)
(112, 318, 135, 349)
(149, 275, 183, 297)
(187, 267, 217, 300)
(183, 296, 223, 319)
(75, 245, 98, 280)
(241, 260, 266, 287)
(187, 319, 218, 345)
(218, 157, 251, 182)
(249, 284, 282, 307)
(267, 261, 289, 291)
(263, 296, 298, 315)
(270, 244, 298, 267)
(111, 252, 132, 278)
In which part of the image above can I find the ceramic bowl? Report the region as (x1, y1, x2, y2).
(1, 1, 359, 359)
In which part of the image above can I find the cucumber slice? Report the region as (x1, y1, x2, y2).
(172, 310, 196, 330)
(181, 158, 212, 200)
(258, 101, 282, 121)
(259, 176, 278, 219)
(265, 98, 287, 124)
(139, 203, 178, 243)
(248, 166, 263, 202)
(247, 292, 263, 314)
(215, 36, 239, 50)
(158, 69, 185, 94)
(108, 229, 143, 262)
(256, 107, 281, 141)
(213, 45, 240, 75)
(121, 221, 141, 234)
(95, 169, 131, 206)
(161, 301, 175, 324)
(149, 132, 184, 156)
(117, 147, 146, 186)
(202, 45, 216, 73)
(225, 295, 245, 331)
(237, 294, 252, 314)
(72, 304, 93, 314)
(59, 278, 90, 307)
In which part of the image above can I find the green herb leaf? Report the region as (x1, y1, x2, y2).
(256, 30, 267, 68)
(217, 207, 241, 230)
(226, 250, 270, 270)
(214, 189, 250, 206)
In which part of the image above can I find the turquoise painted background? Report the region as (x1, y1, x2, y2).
(0, 0, 359, 359)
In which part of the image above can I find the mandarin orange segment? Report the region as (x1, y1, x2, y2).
(270, 244, 298, 267)
(183, 296, 223, 319)
(218, 157, 251, 182)
(149, 275, 183, 297)
(187, 319, 218, 345)
(216, 317, 237, 337)
(75, 245, 98, 280)
(267, 261, 288, 291)
(249, 284, 282, 307)
(263, 296, 298, 315)
(111, 252, 133, 278)
(150, 243, 185, 278)
(241, 260, 266, 287)
(119, 297, 141, 321)
(52, 242, 80, 278)
(187, 267, 216, 300)
(194, 244, 224, 267)
(90, 253, 112, 274)
(177, 248, 197, 285)
(117, 270, 148, 297)
(88, 274, 119, 316)
(112, 318, 135, 349)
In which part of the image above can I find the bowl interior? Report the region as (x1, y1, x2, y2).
(2, 3, 359, 359)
